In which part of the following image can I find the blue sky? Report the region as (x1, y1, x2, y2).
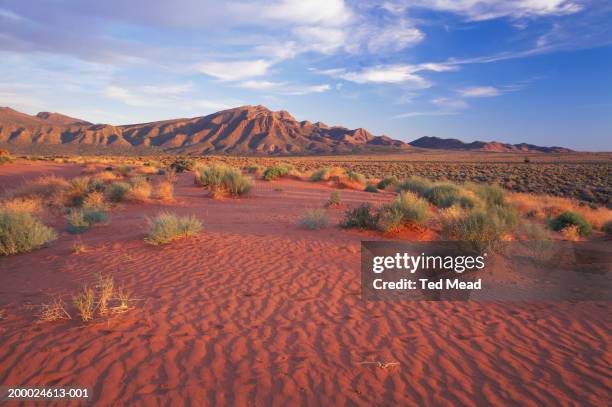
(0, 0, 610, 150)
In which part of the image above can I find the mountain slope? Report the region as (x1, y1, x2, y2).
(0, 105, 406, 155)
(409, 136, 573, 153)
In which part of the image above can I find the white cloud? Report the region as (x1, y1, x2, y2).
(228, 0, 353, 27)
(195, 59, 273, 81)
(460, 86, 500, 97)
(293, 26, 347, 54)
(102, 85, 149, 106)
(365, 23, 424, 53)
(238, 80, 330, 95)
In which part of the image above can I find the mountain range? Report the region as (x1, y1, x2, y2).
(409, 136, 573, 153)
(0, 105, 573, 155)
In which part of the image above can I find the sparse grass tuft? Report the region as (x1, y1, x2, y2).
(301, 209, 328, 230)
(325, 191, 342, 208)
(0, 211, 57, 255)
(550, 211, 592, 237)
(146, 212, 202, 245)
(73, 285, 96, 322)
(96, 274, 114, 316)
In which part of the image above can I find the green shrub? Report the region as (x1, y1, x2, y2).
(340, 203, 379, 230)
(397, 176, 432, 195)
(442, 206, 519, 251)
(66, 208, 107, 234)
(244, 164, 264, 174)
(422, 183, 462, 208)
(109, 182, 131, 202)
(550, 211, 592, 237)
(392, 192, 429, 223)
(146, 212, 202, 245)
(88, 178, 106, 193)
(0, 156, 14, 165)
(310, 167, 330, 182)
(0, 211, 57, 255)
(117, 165, 132, 176)
(346, 170, 366, 184)
(194, 164, 252, 197)
(263, 164, 294, 181)
(468, 183, 507, 208)
(301, 209, 328, 230)
(364, 184, 379, 193)
(377, 176, 399, 190)
(170, 158, 195, 173)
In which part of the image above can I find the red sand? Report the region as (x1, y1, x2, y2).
(0, 163, 610, 406)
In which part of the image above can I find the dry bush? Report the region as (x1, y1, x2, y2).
(73, 285, 96, 322)
(164, 168, 178, 184)
(137, 166, 158, 175)
(39, 297, 71, 322)
(155, 181, 174, 201)
(0, 197, 42, 214)
(561, 225, 582, 241)
(71, 238, 87, 254)
(126, 176, 152, 202)
(96, 274, 114, 316)
(81, 164, 99, 175)
(510, 192, 611, 229)
(93, 171, 120, 183)
(8, 175, 69, 206)
(83, 191, 107, 211)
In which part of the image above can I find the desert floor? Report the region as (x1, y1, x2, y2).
(0, 162, 610, 406)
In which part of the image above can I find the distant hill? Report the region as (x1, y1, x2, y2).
(409, 136, 573, 153)
(0, 105, 406, 155)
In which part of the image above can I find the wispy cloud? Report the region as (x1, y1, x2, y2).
(315, 63, 457, 86)
(459, 86, 500, 97)
(194, 59, 273, 81)
(382, 0, 583, 21)
(238, 80, 330, 95)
